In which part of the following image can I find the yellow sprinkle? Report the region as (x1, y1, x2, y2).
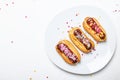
(29, 77, 32, 80)
(33, 69, 37, 72)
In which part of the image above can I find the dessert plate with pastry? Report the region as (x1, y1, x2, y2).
(45, 6, 116, 74)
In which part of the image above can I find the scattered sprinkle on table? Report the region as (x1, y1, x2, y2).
(29, 77, 32, 80)
(68, 25, 70, 28)
(66, 22, 68, 24)
(33, 69, 37, 72)
(79, 25, 81, 27)
(46, 76, 48, 78)
(25, 16, 28, 19)
(12, 2, 14, 4)
(11, 41, 14, 44)
(6, 4, 8, 6)
(75, 13, 79, 16)
(81, 54, 84, 56)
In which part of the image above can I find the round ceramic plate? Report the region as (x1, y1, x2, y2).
(45, 6, 116, 74)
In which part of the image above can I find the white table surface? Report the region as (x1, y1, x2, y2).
(0, 0, 120, 80)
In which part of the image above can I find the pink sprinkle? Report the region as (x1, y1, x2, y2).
(68, 25, 70, 28)
(79, 25, 81, 27)
(11, 41, 14, 43)
(115, 10, 117, 12)
(76, 14, 78, 16)
(6, 4, 8, 6)
(12, 2, 14, 4)
(76, 13, 79, 16)
(66, 22, 68, 24)
(93, 48, 96, 51)
(25, 16, 28, 18)
(46, 76, 48, 78)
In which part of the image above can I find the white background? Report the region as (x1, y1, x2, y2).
(0, 0, 120, 80)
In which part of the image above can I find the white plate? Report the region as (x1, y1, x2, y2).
(45, 6, 116, 74)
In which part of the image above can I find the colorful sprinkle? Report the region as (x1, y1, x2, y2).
(33, 69, 36, 72)
(68, 25, 70, 28)
(6, 4, 8, 6)
(79, 25, 81, 27)
(81, 54, 84, 56)
(25, 16, 28, 18)
(66, 22, 68, 24)
(11, 41, 14, 43)
(46, 76, 48, 78)
(12, 2, 14, 4)
(75, 13, 79, 16)
(29, 77, 32, 80)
